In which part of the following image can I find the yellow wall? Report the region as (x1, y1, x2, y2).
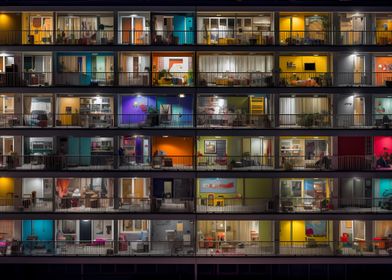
(21, 13, 54, 44)
(58, 97, 80, 125)
(279, 56, 329, 73)
(0, 13, 21, 32)
(0, 177, 15, 197)
(280, 220, 332, 242)
(197, 136, 242, 156)
(280, 15, 305, 31)
(196, 178, 273, 199)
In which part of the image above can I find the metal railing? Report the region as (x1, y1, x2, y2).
(118, 72, 150, 86)
(197, 30, 274, 45)
(1, 240, 391, 257)
(153, 197, 194, 212)
(197, 72, 274, 87)
(279, 72, 333, 87)
(0, 72, 52, 87)
(197, 113, 274, 128)
(2, 29, 392, 46)
(55, 72, 115, 86)
(0, 197, 52, 212)
(0, 154, 391, 171)
(196, 197, 274, 213)
(56, 197, 114, 212)
(118, 113, 193, 128)
(151, 30, 194, 45)
(152, 72, 194, 87)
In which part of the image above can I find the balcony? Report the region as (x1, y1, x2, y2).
(279, 72, 333, 87)
(197, 72, 274, 87)
(198, 30, 274, 45)
(196, 197, 273, 213)
(197, 155, 274, 171)
(0, 72, 52, 87)
(119, 113, 193, 128)
(118, 72, 150, 87)
(280, 31, 331, 45)
(55, 30, 114, 45)
(152, 72, 194, 87)
(197, 114, 273, 128)
(0, 197, 52, 212)
(56, 72, 114, 87)
(119, 155, 194, 171)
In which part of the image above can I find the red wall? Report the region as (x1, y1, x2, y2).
(374, 136, 392, 156)
(338, 137, 366, 155)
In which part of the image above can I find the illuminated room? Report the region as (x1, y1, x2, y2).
(279, 136, 331, 170)
(152, 52, 194, 86)
(279, 178, 332, 212)
(197, 12, 273, 45)
(55, 178, 114, 211)
(152, 178, 194, 212)
(0, 136, 21, 168)
(118, 52, 150, 86)
(120, 178, 151, 211)
(339, 13, 367, 45)
(118, 219, 150, 255)
(56, 12, 114, 45)
(197, 220, 274, 256)
(374, 136, 392, 169)
(279, 12, 330, 45)
(21, 178, 53, 211)
(118, 93, 193, 128)
(23, 94, 52, 127)
(196, 178, 273, 213)
(21, 12, 53, 44)
(339, 220, 368, 254)
(0, 220, 21, 255)
(375, 14, 392, 45)
(56, 52, 114, 86)
(197, 53, 273, 87)
(280, 220, 333, 255)
(56, 95, 114, 128)
(0, 52, 21, 87)
(279, 54, 332, 87)
(279, 95, 332, 127)
(22, 52, 52, 86)
(335, 95, 367, 127)
(55, 220, 114, 255)
(119, 135, 194, 169)
(0, 13, 22, 44)
(118, 12, 150, 45)
(374, 55, 392, 86)
(197, 94, 271, 128)
(373, 179, 392, 210)
(197, 136, 274, 170)
(338, 178, 372, 210)
(59, 136, 113, 168)
(373, 221, 392, 255)
(334, 53, 371, 86)
(22, 220, 54, 254)
(151, 13, 194, 45)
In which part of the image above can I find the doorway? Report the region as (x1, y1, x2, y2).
(353, 55, 365, 85)
(353, 97, 365, 126)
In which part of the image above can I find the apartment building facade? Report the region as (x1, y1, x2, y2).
(1, 2, 392, 278)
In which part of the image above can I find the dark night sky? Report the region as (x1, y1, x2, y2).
(1, 0, 392, 6)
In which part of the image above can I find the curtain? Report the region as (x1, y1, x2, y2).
(23, 96, 32, 114)
(56, 178, 71, 198)
(198, 55, 273, 73)
(280, 97, 329, 114)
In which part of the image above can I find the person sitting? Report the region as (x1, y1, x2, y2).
(315, 152, 331, 169)
(377, 151, 390, 168)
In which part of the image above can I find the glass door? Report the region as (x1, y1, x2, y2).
(354, 97, 365, 126)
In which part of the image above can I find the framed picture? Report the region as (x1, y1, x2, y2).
(122, 220, 133, 232)
(291, 180, 302, 197)
(305, 221, 327, 237)
(205, 140, 217, 154)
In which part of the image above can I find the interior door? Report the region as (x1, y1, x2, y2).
(352, 16, 365, 44)
(353, 55, 365, 85)
(121, 18, 132, 44)
(354, 97, 365, 126)
(4, 137, 14, 155)
(133, 17, 144, 44)
(353, 179, 365, 207)
(134, 178, 145, 198)
(163, 180, 173, 198)
(79, 220, 92, 243)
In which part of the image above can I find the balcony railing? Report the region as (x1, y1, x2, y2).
(153, 197, 194, 212)
(279, 72, 333, 87)
(118, 113, 194, 128)
(2, 29, 392, 46)
(279, 31, 331, 45)
(118, 72, 150, 86)
(1, 240, 391, 257)
(0, 72, 391, 87)
(151, 30, 194, 45)
(197, 113, 274, 128)
(0, 197, 52, 212)
(56, 197, 114, 212)
(0, 72, 52, 87)
(197, 30, 274, 45)
(56, 72, 114, 86)
(196, 197, 274, 213)
(152, 72, 194, 87)
(197, 72, 274, 87)
(1, 154, 391, 171)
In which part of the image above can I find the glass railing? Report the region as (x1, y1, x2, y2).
(1, 240, 391, 257)
(197, 72, 274, 87)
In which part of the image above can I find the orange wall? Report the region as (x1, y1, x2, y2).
(152, 137, 193, 166)
(375, 57, 392, 86)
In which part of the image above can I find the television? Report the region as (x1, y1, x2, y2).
(304, 63, 316, 71)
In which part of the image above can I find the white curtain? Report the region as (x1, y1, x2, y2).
(198, 55, 273, 73)
(280, 97, 329, 114)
